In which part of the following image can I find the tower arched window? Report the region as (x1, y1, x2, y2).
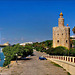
(57, 40, 59, 43)
(57, 34, 59, 35)
(66, 40, 67, 43)
(66, 33, 67, 35)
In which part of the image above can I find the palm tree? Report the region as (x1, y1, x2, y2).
(72, 26, 75, 34)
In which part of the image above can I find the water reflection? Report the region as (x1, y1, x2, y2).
(0, 47, 4, 67)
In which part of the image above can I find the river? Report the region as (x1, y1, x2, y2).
(0, 47, 4, 67)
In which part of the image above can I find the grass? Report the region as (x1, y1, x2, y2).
(51, 61, 63, 68)
(67, 72, 71, 75)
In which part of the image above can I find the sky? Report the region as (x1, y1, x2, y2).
(0, 0, 75, 44)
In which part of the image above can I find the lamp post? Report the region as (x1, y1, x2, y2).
(16, 54, 17, 63)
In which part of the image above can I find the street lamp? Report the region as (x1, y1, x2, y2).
(16, 53, 17, 63)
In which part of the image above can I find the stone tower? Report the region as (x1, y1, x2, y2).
(53, 12, 70, 49)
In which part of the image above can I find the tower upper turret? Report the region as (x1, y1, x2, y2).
(58, 12, 64, 27)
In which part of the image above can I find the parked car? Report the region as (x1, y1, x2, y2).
(21, 57, 26, 60)
(39, 56, 47, 60)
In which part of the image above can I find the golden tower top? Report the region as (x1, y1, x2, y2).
(59, 12, 63, 16)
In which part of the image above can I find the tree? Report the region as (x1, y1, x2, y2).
(72, 40, 75, 45)
(3, 44, 33, 67)
(69, 48, 75, 56)
(72, 26, 75, 34)
(45, 46, 68, 56)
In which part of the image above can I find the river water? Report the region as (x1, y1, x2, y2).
(0, 47, 4, 67)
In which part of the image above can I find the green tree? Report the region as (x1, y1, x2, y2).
(45, 46, 68, 56)
(72, 40, 75, 45)
(69, 48, 75, 56)
(3, 43, 33, 67)
(72, 26, 75, 34)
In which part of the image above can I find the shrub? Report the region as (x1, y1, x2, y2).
(45, 46, 68, 56)
(69, 48, 75, 56)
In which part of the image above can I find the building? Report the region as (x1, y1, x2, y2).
(3, 42, 11, 46)
(70, 35, 75, 40)
(53, 12, 70, 49)
(20, 42, 33, 46)
(70, 35, 75, 48)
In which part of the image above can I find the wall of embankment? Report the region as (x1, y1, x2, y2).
(44, 55, 75, 75)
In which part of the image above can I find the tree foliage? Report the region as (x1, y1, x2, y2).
(2, 44, 33, 67)
(72, 26, 75, 34)
(46, 46, 68, 56)
(69, 48, 75, 56)
(33, 40, 53, 52)
(33, 40, 75, 56)
(72, 40, 75, 45)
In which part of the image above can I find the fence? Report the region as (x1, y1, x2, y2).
(44, 55, 75, 63)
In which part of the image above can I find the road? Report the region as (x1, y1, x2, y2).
(0, 50, 68, 75)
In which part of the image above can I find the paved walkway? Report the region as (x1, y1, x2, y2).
(0, 50, 68, 75)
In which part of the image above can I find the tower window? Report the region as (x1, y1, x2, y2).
(66, 40, 67, 43)
(57, 34, 59, 35)
(66, 33, 67, 35)
(62, 33, 63, 35)
(57, 40, 59, 43)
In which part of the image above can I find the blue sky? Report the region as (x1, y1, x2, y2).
(0, 0, 75, 44)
